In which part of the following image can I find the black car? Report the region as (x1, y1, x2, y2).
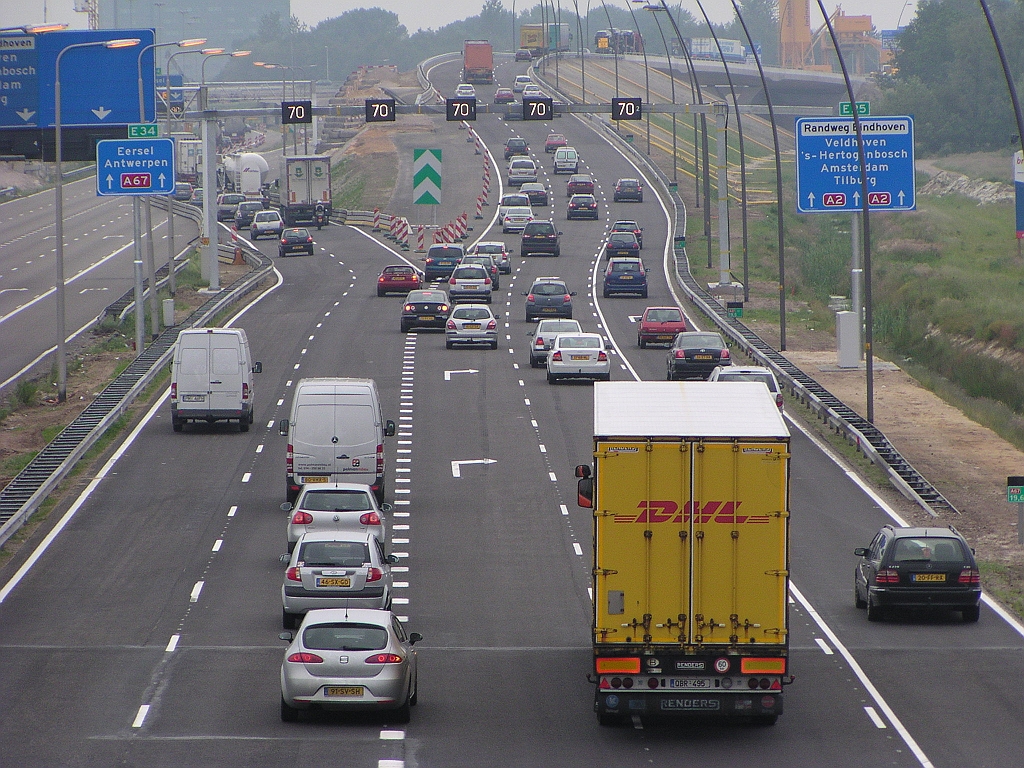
(521, 220, 561, 257)
(424, 244, 464, 281)
(520, 183, 549, 207)
(233, 201, 264, 230)
(666, 331, 731, 380)
(602, 257, 647, 298)
(613, 178, 644, 202)
(854, 525, 982, 622)
(524, 277, 575, 320)
(567, 194, 599, 220)
(610, 219, 643, 248)
(604, 231, 640, 258)
(278, 227, 314, 257)
(504, 137, 529, 161)
(401, 289, 451, 332)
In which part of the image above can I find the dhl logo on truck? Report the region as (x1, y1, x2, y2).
(613, 500, 770, 524)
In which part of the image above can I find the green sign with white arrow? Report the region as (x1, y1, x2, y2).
(413, 148, 442, 205)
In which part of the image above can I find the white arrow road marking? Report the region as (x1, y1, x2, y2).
(444, 368, 479, 381)
(451, 458, 497, 478)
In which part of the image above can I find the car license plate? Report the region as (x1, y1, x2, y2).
(694, 354, 712, 360)
(669, 678, 712, 689)
(301, 476, 329, 484)
(913, 573, 946, 582)
(657, 335, 673, 340)
(465, 323, 481, 330)
(571, 354, 589, 361)
(620, 275, 633, 280)
(181, 394, 205, 402)
(316, 577, 351, 587)
(541, 308, 557, 313)
(418, 315, 435, 321)
(325, 686, 363, 697)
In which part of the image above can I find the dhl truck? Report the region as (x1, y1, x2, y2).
(576, 381, 792, 725)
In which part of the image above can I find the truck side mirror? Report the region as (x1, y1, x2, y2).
(575, 464, 591, 478)
(577, 477, 594, 508)
(385, 420, 396, 437)
(252, 361, 263, 374)
(278, 418, 289, 436)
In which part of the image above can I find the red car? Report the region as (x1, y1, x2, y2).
(566, 174, 594, 196)
(544, 133, 568, 153)
(377, 264, 423, 296)
(493, 87, 515, 104)
(637, 306, 687, 348)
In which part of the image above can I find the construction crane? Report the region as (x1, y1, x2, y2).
(73, 0, 99, 30)
(779, 0, 883, 74)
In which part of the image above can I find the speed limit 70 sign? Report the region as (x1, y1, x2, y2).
(523, 97, 553, 121)
(281, 101, 312, 124)
(446, 98, 477, 121)
(612, 97, 642, 121)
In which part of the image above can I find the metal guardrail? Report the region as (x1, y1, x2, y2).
(0, 238, 274, 547)
(533, 66, 957, 518)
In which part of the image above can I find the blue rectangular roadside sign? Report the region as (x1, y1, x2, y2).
(96, 138, 175, 196)
(795, 116, 916, 214)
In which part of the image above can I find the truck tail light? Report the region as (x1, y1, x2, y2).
(376, 444, 384, 474)
(959, 568, 981, 584)
(170, 383, 177, 402)
(286, 444, 294, 474)
(286, 567, 302, 582)
(875, 569, 900, 584)
(551, 351, 562, 361)
(360, 511, 381, 525)
(595, 657, 641, 674)
(366, 567, 383, 582)
(287, 652, 323, 663)
(242, 382, 250, 401)
(365, 653, 404, 664)
(291, 511, 314, 525)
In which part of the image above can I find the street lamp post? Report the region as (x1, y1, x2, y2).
(199, 50, 251, 291)
(136, 38, 205, 339)
(623, 0, 652, 155)
(54, 37, 141, 401)
(644, 6, 676, 179)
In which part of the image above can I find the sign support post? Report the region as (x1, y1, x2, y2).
(1009, 477, 1024, 545)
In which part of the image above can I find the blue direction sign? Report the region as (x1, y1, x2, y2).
(0, 28, 155, 129)
(795, 116, 916, 213)
(96, 138, 175, 196)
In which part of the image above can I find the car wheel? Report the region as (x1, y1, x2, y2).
(445, 340, 454, 349)
(491, 341, 498, 350)
(866, 598, 884, 622)
(638, 336, 646, 349)
(854, 583, 867, 609)
(377, 290, 385, 297)
(282, 610, 299, 630)
(280, 697, 299, 723)
(547, 371, 557, 384)
(753, 715, 778, 726)
(530, 357, 540, 368)
(401, 323, 410, 333)
(171, 417, 183, 433)
(666, 370, 675, 381)
(394, 698, 411, 724)
(962, 605, 981, 623)
(641, 289, 648, 298)
(601, 373, 611, 381)
(410, 673, 418, 706)
(486, 296, 492, 304)
(603, 289, 610, 298)
(638, 195, 643, 203)
(239, 417, 249, 433)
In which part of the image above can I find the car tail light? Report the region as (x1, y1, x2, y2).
(366, 567, 383, 582)
(280, 238, 287, 245)
(241, 382, 250, 401)
(563, 294, 572, 303)
(404, 304, 414, 312)
(486, 319, 496, 330)
(306, 236, 313, 243)
(440, 304, 449, 313)
(526, 294, 535, 302)
(378, 276, 386, 283)
(286, 567, 302, 582)
(875, 569, 900, 584)
(535, 337, 545, 347)
(721, 348, 730, 360)
(598, 351, 608, 361)
(447, 320, 457, 330)
(449, 278, 457, 285)
(376, 443, 384, 474)
(360, 511, 382, 525)
(484, 278, 491, 285)
(365, 653, 404, 664)
(170, 383, 177, 402)
(552, 351, 562, 361)
(291, 511, 314, 525)
(959, 568, 981, 584)
(674, 350, 686, 359)
(287, 652, 323, 664)
(286, 443, 294, 474)
(425, 258, 435, 265)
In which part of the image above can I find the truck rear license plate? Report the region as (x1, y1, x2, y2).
(669, 678, 712, 689)
(325, 686, 363, 696)
(913, 573, 946, 582)
(316, 577, 351, 587)
(301, 476, 329, 484)
(181, 394, 205, 402)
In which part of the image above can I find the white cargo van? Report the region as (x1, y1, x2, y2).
(553, 147, 579, 174)
(170, 328, 261, 432)
(280, 378, 396, 504)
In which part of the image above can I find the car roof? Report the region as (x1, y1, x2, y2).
(298, 482, 375, 493)
(616, 178, 641, 183)
(520, 182, 545, 189)
(644, 306, 680, 312)
(453, 302, 493, 310)
(608, 256, 641, 262)
(570, 194, 596, 200)
(407, 289, 447, 300)
(716, 365, 773, 375)
(532, 277, 566, 286)
(300, 607, 395, 626)
(886, 525, 969, 539)
(474, 241, 506, 248)
(296, 529, 376, 544)
(429, 244, 463, 251)
(612, 220, 640, 227)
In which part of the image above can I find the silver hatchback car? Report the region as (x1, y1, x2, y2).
(470, 241, 511, 274)
(448, 264, 493, 303)
(446, 304, 498, 349)
(282, 531, 397, 629)
(528, 318, 583, 367)
(283, 483, 391, 554)
(546, 332, 612, 383)
(279, 608, 421, 722)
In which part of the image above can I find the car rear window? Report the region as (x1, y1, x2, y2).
(297, 540, 370, 567)
(385, 267, 413, 275)
(679, 334, 725, 348)
(302, 623, 388, 651)
(716, 372, 778, 392)
(300, 490, 374, 512)
(893, 537, 965, 562)
(610, 261, 640, 272)
(428, 247, 462, 259)
(524, 223, 554, 235)
(645, 309, 681, 322)
(455, 267, 487, 280)
(408, 291, 446, 302)
(476, 245, 504, 254)
(533, 283, 566, 296)
(454, 307, 492, 320)
(559, 336, 601, 348)
(540, 321, 580, 333)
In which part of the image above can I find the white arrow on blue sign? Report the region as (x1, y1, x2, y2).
(96, 138, 176, 196)
(795, 116, 916, 214)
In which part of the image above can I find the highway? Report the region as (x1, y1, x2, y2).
(0, 53, 1023, 767)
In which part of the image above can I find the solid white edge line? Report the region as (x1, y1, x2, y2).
(789, 582, 932, 767)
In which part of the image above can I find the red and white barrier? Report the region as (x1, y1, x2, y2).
(372, 207, 381, 231)
(416, 225, 426, 252)
(474, 195, 484, 219)
(456, 213, 468, 239)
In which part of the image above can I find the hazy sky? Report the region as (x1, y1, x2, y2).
(5, 1, 919, 37)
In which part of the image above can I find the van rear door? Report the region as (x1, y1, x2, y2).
(332, 398, 378, 485)
(292, 401, 337, 483)
(208, 334, 242, 413)
(175, 335, 211, 413)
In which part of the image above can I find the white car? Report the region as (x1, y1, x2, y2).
(707, 365, 784, 409)
(497, 192, 531, 221)
(507, 157, 538, 186)
(469, 241, 511, 274)
(445, 303, 499, 349)
(250, 209, 284, 240)
(454, 83, 476, 98)
(546, 333, 611, 383)
(502, 205, 534, 233)
(282, 482, 391, 554)
(513, 74, 533, 93)
(522, 83, 542, 98)
(448, 264, 493, 304)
